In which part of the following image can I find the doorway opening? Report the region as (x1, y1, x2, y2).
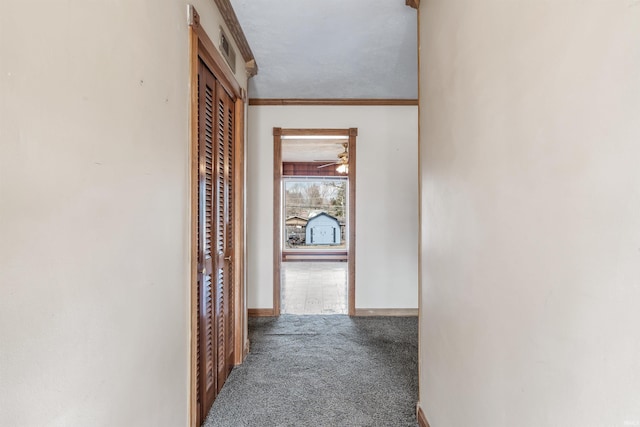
(282, 175, 348, 314)
(273, 128, 357, 316)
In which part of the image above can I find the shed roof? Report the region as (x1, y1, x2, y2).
(307, 212, 339, 223)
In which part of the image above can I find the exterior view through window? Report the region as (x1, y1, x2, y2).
(283, 177, 347, 250)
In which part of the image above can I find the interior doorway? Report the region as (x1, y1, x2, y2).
(281, 174, 348, 314)
(273, 128, 357, 316)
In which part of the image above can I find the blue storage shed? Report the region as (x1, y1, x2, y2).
(305, 212, 341, 245)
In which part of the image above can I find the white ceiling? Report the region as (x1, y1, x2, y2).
(229, 0, 418, 99)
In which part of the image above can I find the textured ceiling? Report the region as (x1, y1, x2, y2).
(229, 0, 418, 99)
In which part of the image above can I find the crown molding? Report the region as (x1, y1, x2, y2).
(406, 0, 420, 9)
(249, 98, 418, 106)
(212, 0, 258, 77)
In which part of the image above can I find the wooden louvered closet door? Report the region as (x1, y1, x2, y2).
(197, 58, 235, 424)
(213, 81, 235, 392)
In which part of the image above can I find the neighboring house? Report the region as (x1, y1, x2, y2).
(285, 216, 308, 245)
(285, 216, 308, 227)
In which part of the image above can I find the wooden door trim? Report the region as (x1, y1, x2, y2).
(189, 6, 246, 427)
(272, 128, 283, 315)
(188, 5, 244, 100)
(347, 128, 357, 316)
(233, 97, 246, 364)
(273, 128, 357, 316)
(188, 22, 199, 427)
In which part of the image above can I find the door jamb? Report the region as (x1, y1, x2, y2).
(189, 6, 247, 427)
(272, 128, 357, 316)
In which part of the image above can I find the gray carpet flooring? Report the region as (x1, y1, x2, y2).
(203, 315, 418, 427)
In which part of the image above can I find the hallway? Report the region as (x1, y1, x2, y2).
(204, 315, 418, 426)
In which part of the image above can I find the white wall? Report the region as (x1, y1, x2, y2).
(247, 105, 419, 309)
(419, 1, 640, 426)
(0, 1, 247, 426)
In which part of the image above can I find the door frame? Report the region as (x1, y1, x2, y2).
(273, 128, 357, 316)
(188, 6, 247, 427)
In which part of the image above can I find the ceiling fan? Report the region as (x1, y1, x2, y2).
(316, 142, 348, 172)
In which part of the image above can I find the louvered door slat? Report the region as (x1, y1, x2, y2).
(225, 101, 235, 368)
(215, 87, 227, 391)
(204, 80, 216, 393)
(197, 59, 219, 421)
